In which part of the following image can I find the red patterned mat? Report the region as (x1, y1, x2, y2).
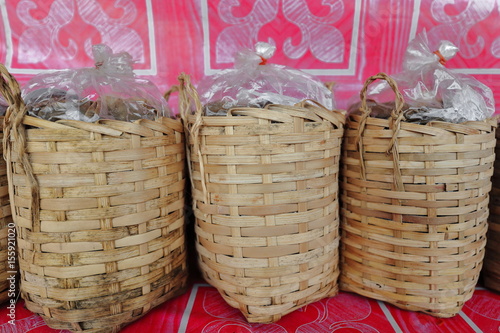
(0, 281, 498, 333)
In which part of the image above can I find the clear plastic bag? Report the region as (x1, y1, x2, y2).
(23, 44, 170, 122)
(365, 30, 495, 123)
(197, 42, 334, 116)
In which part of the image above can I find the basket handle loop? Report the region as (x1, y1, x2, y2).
(325, 81, 335, 93)
(163, 85, 179, 102)
(178, 72, 203, 125)
(0, 63, 40, 224)
(163, 85, 182, 120)
(357, 72, 405, 192)
(297, 99, 346, 128)
(178, 73, 209, 203)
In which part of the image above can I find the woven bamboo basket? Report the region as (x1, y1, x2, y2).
(0, 114, 14, 305)
(0, 64, 188, 332)
(178, 73, 345, 323)
(484, 127, 500, 292)
(340, 73, 497, 317)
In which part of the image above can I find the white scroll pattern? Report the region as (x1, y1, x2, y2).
(15, 0, 145, 64)
(215, 0, 346, 64)
(77, 0, 144, 62)
(17, 0, 76, 63)
(428, 0, 495, 59)
(282, 0, 345, 62)
(491, 0, 500, 57)
(216, 0, 279, 63)
(201, 290, 287, 332)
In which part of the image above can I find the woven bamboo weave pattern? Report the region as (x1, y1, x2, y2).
(340, 73, 497, 318)
(0, 64, 188, 332)
(179, 73, 345, 323)
(484, 127, 500, 292)
(0, 116, 13, 304)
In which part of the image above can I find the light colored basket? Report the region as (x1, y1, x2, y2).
(178, 73, 345, 323)
(340, 73, 497, 317)
(0, 64, 188, 332)
(484, 127, 500, 293)
(0, 115, 14, 304)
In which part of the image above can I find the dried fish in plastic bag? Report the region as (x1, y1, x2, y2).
(198, 42, 334, 116)
(363, 30, 494, 124)
(23, 44, 170, 122)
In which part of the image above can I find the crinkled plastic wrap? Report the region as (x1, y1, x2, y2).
(366, 31, 495, 123)
(197, 42, 334, 116)
(23, 44, 170, 122)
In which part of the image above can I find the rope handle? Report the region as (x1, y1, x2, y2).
(0, 64, 27, 130)
(0, 63, 40, 224)
(164, 85, 179, 102)
(356, 72, 405, 192)
(163, 84, 183, 122)
(325, 81, 335, 93)
(177, 73, 203, 123)
(359, 72, 405, 121)
(356, 72, 406, 151)
(177, 73, 208, 203)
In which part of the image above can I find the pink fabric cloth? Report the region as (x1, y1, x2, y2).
(0, 0, 499, 111)
(0, 1, 499, 331)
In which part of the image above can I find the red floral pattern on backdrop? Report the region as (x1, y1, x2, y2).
(0, 0, 499, 110)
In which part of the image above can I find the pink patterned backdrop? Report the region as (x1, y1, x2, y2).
(1, 0, 500, 111)
(1, 2, 500, 332)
